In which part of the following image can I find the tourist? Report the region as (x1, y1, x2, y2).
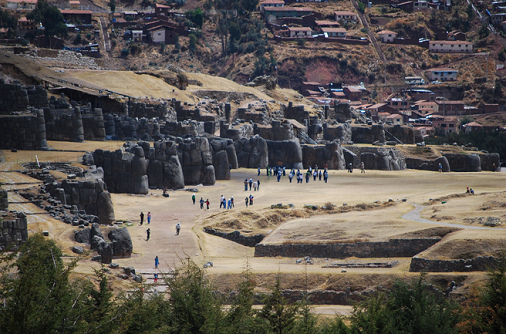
(361, 162, 365, 173)
(313, 170, 317, 181)
(192, 193, 196, 204)
(231, 196, 234, 207)
(176, 222, 181, 235)
(257, 180, 260, 190)
(289, 172, 293, 183)
(140, 212, 144, 225)
(245, 197, 249, 207)
(305, 171, 310, 183)
(319, 170, 322, 181)
(324, 170, 328, 183)
(244, 179, 248, 191)
(200, 197, 204, 209)
(470, 188, 475, 194)
(258, 166, 261, 176)
(222, 197, 227, 209)
(163, 187, 169, 197)
(227, 198, 232, 209)
(253, 181, 258, 191)
(206, 199, 210, 209)
(249, 178, 253, 191)
(249, 194, 254, 205)
(283, 166, 286, 176)
(466, 187, 470, 193)
(348, 163, 353, 173)
(154, 273, 158, 284)
(147, 212, 151, 224)
(438, 163, 443, 172)
(277, 169, 282, 182)
(154, 256, 159, 268)
(146, 228, 150, 241)
(220, 195, 225, 208)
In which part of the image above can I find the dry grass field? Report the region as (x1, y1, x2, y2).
(2, 141, 506, 303)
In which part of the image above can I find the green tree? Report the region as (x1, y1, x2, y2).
(189, 33, 197, 53)
(187, 7, 204, 28)
(109, 0, 116, 13)
(0, 234, 84, 334)
(258, 276, 299, 334)
(477, 257, 506, 333)
(27, 0, 67, 38)
(167, 259, 225, 333)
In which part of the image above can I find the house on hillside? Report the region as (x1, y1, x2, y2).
(155, 3, 172, 16)
(396, 0, 429, 12)
(18, 16, 37, 31)
(69, 1, 80, 10)
(429, 40, 473, 53)
(263, 6, 313, 22)
(366, 103, 397, 121)
(415, 101, 438, 115)
(430, 115, 459, 134)
(259, 0, 285, 12)
(147, 25, 179, 44)
(314, 20, 340, 30)
(386, 113, 404, 125)
(322, 27, 347, 38)
(60, 10, 93, 24)
(435, 100, 465, 115)
(334, 11, 358, 23)
(426, 68, 458, 81)
(377, 30, 397, 43)
(6, 0, 37, 10)
(288, 26, 312, 38)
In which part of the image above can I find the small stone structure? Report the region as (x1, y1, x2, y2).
(0, 212, 28, 250)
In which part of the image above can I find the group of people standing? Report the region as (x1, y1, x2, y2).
(244, 178, 261, 191)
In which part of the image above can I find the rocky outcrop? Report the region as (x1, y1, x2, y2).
(177, 136, 215, 185)
(301, 140, 346, 169)
(234, 135, 269, 168)
(266, 139, 303, 169)
(209, 138, 238, 180)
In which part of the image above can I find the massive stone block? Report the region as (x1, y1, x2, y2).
(108, 228, 133, 258)
(266, 139, 303, 169)
(234, 135, 269, 168)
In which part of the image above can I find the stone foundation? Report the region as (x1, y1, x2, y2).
(0, 212, 28, 250)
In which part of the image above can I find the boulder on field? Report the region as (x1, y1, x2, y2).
(95, 236, 113, 264)
(108, 228, 133, 257)
(164, 155, 185, 189)
(434, 156, 450, 172)
(90, 223, 104, 249)
(74, 228, 91, 244)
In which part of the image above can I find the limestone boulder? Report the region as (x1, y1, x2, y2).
(163, 155, 185, 189)
(480, 153, 500, 171)
(95, 236, 113, 264)
(90, 223, 104, 249)
(444, 153, 481, 172)
(435, 156, 450, 172)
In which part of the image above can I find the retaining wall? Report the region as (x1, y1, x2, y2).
(254, 238, 440, 258)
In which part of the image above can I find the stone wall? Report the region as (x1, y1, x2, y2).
(344, 146, 406, 170)
(266, 139, 303, 169)
(254, 120, 297, 141)
(126, 101, 171, 119)
(174, 100, 219, 123)
(209, 138, 238, 180)
(92, 147, 149, 194)
(81, 108, 106, 141)
(203, 228, 264, 247)
(283, 102, 309, 124)
(0, 79, 48, 114)
(59, 179, 115, 224)
(177, 137, 216, 185)
(234, 135, 269, 168)
(301, 140, 346, 169)
(44, 107, 84, 142)
(443, 153, 481, 172)
(254, 238, 440, 258)
(352, 124, 386, 144)
(323, 122, 352, 144)
(384, 125, 417, 144)
(410, 256, 497, 272)
(0, 212, 28, 250)
(0, 188, 8, 211)
(0, 111, 47, 150)
(220, 121, 254, 141)
(146, 140, 185, 189)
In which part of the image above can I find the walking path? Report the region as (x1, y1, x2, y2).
(402, 203, 506, 230)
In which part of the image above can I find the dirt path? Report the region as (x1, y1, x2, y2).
(402, 204, 506, 230)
